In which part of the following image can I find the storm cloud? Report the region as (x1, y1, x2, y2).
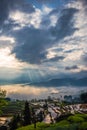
(12, 28, 52, 64)
(65, 65, 79, 70)
(0, 0, 79, 65)
(11, 7, 78, 64)
(51, 8, 78, 40)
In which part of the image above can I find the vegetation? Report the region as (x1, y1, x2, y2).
(0, 89, 8, 115)
(23, 101, 32, 125)
(16, 122, 50, 130)
(0, 92, 87, 130)
(79, 122, 87, 130)
(9, 114, 21, 130)
(80, 92, 87, 103)
(67, 115, 84, 123)
(16, 114, 87, 130)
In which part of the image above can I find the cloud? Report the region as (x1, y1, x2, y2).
(0, 0, 35, 26)
(0, 1, 79, 66)
(0, 67, 87, 87)
(44, 56, 65, 62)
(0, 46, 27, 68)
(37, 0, 54, 2)
(1, 84, 60, 99)
(1, 84, 87, 100)
(2, 85, 49, 99)
(9, 8, 42, 29)
(31, 77, 87, 87)
(0, 0, 87, 90)
(81, 52, 87, 65)
(12, 27, 52, 64)
(65, 65, 79, 70)
(0, 35, 15, 48)
(11, 7, 78, 64)
(51, 8, 78, 41)
(40, 7, 58, 28)
(37, 0, 58, 4)
(79, 0, 87, 9)
(37, 0, 70, 5)
(0, 67, 53, 85)
(80, 0, 87, 4)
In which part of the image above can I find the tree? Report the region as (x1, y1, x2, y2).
(38, 110, 44, 122)
(80, 92, 87, 103)
(43, 100, 48, 110)
(64, 95, 72, 103)
(9, 114, 21, 130)
(0, 89, 8, 115)
(23, 101, 31, 125)
(0, 89, 6, 98)
(31, 107, 37, 128)
(0, 126, 7, 130)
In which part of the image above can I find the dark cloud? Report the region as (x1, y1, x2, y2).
(12, 27, 52, 64)
(74, 70, 87, 79)
(0, 1, 79, 65)
(37, 0, 58, 4)
(65, 65, 79, 70)
(37, 0, 72, 4)
(11, 7, 78, 64)
(1, 20, 20, 34)
(40, 17, 51, 27)
(38, 0, 55, 2)
(49, 8, 59, 15)
(30, 70, 87, 87)
(51, 8, 78, 41)
(0, 0, 35, 26)
(64, 48, 78, 53)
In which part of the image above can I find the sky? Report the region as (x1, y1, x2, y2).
(0, 0, 87, 99)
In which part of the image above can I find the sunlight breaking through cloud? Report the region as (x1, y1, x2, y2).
(0, 0, 87, 99)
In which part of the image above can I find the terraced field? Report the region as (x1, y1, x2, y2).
(16, 103, 87, 130)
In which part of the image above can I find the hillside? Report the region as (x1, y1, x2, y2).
(17, 114, 87, 130)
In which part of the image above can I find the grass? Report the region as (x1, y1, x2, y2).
(67, 115, 84, 123)
(16, 122, 50, 130)
(75, 113, 87, 119)
(56, 120, 70, 127)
